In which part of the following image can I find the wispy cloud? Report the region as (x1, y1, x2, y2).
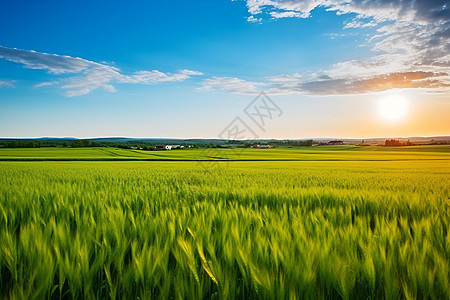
(344, 19, 379, 29)
(200, 71, 449, 96)
(33, 81, 58, 88)
(0, 80, 14, 88)
(237, 0, 450, 95)
(198, 77, 261, 94)
(0, 46, 203, 97)
(245, 0, 449, 23)
(268, 71, 449, 95)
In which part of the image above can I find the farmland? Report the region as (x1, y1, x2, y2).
(0, 146, 449, 299)
(0, 145, 449, 161)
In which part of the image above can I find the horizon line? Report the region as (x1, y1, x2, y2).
(1, 135, 449, 140)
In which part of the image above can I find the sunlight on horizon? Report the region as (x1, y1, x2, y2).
(377, 94, 410, 122)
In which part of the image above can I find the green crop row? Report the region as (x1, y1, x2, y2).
(0, 160, 449, 299)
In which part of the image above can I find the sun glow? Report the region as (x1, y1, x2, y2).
(377, 94, 409, 121)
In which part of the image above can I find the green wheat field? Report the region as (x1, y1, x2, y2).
(0, 146, 449, 299)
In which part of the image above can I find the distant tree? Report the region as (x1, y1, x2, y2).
(385, 139, 403, 147)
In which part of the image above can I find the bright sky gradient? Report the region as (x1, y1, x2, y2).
(0, 0, 449, 139)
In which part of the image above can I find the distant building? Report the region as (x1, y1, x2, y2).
(155, 145, 172, 150)
(167, 145, 182, 149)
(328, 140, 344, 145)
(250, 144, 274, 149)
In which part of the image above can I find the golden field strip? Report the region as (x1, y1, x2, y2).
(0, 146, 449, 299)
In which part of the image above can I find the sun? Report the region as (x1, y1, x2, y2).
(377, 94, 409, 121)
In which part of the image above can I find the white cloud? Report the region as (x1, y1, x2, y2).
(59, 66, 121, 96)
(197, 71, 449, 96)
(199, 77, 262, 94)
(266, 71, 449, 95)
(121, 69, 203, 86)
(180, 69, 203, 76)
(268, 73, 305, 83)
(244, 0, 449, 23)
(245, 0, 277, 15)
(0, 46, 203, 97)
(245, 0, 326, 20)
(0, 46, 98, 74)
(270, 11, 304, 18)
(247, 15, 262, 23)
(344, 19, 379, 29)
(238, 0, 450, 95)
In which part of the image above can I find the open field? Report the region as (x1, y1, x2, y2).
(0, 145, 449, 161)
(0, 146, 449, 299)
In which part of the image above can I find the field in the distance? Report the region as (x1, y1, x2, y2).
(0, 145, 449, 161)
(0, 146, 449, 299)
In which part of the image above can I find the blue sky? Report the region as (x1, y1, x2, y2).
(0, 0, 449, 138)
